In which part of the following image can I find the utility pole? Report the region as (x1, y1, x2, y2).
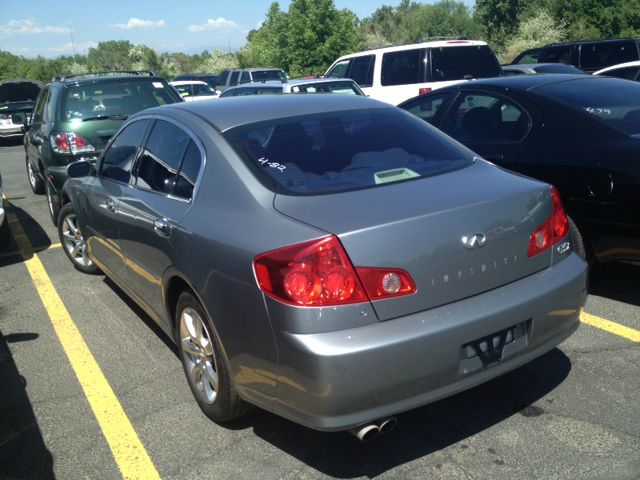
(68, 23, 77, 56)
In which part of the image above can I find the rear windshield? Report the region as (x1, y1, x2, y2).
(252, 70, 287, 82)
(224, 108, 473, 195)
(290, 81, 364, 95)
(430, 45, 501, 81)
(61, 80, 180, 121)
(535, 77, 640, 136)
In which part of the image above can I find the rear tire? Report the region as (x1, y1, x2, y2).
(58, 203, 98, 274)
(46, 181, 60, 226)
(175, 292, 252, 423)
(26, 157, 44, 194)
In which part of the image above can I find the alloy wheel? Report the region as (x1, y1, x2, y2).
(60, 212, 93, 268)
(180, 307, 219, 404)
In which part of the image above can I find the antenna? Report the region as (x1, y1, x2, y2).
(68, 23, 77, 56)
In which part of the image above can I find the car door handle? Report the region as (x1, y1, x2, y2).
(105, 199, 116, 212)
(153, 219, 171, 237)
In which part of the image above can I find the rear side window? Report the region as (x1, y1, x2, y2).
(173, 141, 202, 199)
(225, 108, 472, 195)
(381, 49, 423, 86)
(252, 70, 287, 82)
(400, 93, 452, 125)
(580, 41, 638, 71)
(349, 55, 375, 87)
(100, 120, 150, 183)
(430, 45, 501, 81)
(229, 71, 240, 85)
(135, 120, 190, 194)
(240, 72, 251, 84)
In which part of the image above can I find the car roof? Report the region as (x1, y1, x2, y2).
(593, 60, 640, 75)
(170, 80, 208, 86)
(440, 73, 604, 92)
(234, 67, 284, 72)
(50, 72, 162, 86)
(142, 94, 388, 132)
(287, 78, 356, 85)
(333, 39, 488, 60)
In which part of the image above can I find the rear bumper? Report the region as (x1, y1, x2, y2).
(0, 124, 25, 138)
(249, 253, 587, 431)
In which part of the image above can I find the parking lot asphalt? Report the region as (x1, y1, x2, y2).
(1, 139, 639, 480)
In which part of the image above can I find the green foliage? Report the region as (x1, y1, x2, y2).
(87, 40, 134, 71)
(551, 0, 640, 40)
(239, 0, 364, 77)
(363, 0, 479, 48)
(196, 50, 239, 73)
(499, 10, 567, 63)
(474, 0, 528, 47)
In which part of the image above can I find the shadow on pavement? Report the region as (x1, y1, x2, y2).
(0, 325, 55, 479)
(225, 348, 571, 478)
(0, 203, 52, 268)
(588, 262, 640, 307)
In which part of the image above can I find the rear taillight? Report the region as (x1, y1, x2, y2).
(254, 235, 416, 307)
(51, 133, 95, 155)
(528, 186, 569, 257)
(418, 87, 432, 95)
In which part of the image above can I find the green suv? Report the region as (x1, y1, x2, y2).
(24, 71, 183, 224)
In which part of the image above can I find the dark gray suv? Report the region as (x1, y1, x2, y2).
(24, 71, 182, 224)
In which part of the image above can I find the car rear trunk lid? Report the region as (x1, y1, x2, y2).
(274, 160, 553, 321)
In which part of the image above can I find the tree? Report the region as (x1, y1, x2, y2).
(239, 0, 364, 77)
(551, 0, 640, 40)
(363, 0, 479, 47)
(474, 0, 528, 47)
(499, 10, 566, 63)
(87, 41, 134, 71)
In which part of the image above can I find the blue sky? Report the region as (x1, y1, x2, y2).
(0, 0, 475, 58)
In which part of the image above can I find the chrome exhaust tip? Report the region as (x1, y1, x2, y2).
(350, 423, 380, 442)
(378, 417, 397, 434)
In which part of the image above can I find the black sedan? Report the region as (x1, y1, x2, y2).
(399, 74, 640, 265)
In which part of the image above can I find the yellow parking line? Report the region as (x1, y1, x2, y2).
(7, 212, 161, 480)
(581, 311, 640, 343)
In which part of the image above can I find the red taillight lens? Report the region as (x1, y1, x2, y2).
(418, 87, 432, 95)
(254, 235, 416, 306)
(51, 133, 95, 154)
(528, 186, 569, 257)
(356, 268, 416, 299)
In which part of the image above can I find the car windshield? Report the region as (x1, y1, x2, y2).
(290, 81, 364, 95)
(61, 80, 178, 120)
(252, 70, 287, 82)
(535, 77, 640, 136)
(225, 108, 472, 195)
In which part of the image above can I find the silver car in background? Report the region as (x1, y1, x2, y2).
(59, 95, 587, 440)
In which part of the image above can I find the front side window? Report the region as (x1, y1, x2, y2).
(326, 60, 350, 78)
(381, 49, 423, 86)
(441, 93, 530, 143)
(100, 120, 150, 183)
(134, 120, 190, 194)
(540, 45, 573, 64)
(240, 72, 251, 84)
(224, 108, 472, 195)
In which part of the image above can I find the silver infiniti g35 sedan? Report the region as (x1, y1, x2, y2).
(58, 95, 587, 440)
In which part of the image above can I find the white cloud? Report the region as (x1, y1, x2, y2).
(111, 18, 167, 30)
(0, 19, 67, 36)
(47, 41, 98, 55)
(187, 18, 238, 33)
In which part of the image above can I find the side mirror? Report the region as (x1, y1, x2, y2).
(67, 160, 94, 178)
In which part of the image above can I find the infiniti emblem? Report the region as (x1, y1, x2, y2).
(461, 233, 487, 250)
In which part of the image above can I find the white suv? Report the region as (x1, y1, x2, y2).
(325, 40, 501, 105)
